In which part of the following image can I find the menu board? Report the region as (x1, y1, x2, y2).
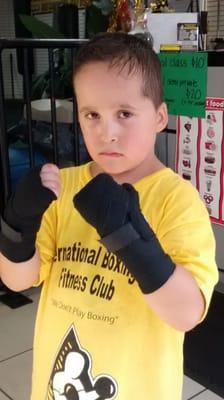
(176, 97, 224, 224)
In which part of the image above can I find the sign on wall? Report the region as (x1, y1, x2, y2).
(176, 97, 224, 224)
(159, 52, 208, 118)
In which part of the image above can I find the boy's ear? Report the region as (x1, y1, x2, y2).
(156, 102, 168, 133)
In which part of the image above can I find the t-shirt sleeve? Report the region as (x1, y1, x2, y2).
(156, 181, 219, 321)
(34, 200, 57, 286)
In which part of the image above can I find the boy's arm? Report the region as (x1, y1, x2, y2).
(0, 250, 41, 292)
(74, 173, 217, 332)
(144, 263, 205, 332)
(0, 164, 60, 291)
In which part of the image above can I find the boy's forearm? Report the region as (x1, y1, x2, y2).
(144, 264, 205, 332)
(0, 249, 41, 292)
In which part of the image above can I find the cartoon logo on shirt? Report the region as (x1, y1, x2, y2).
(46, 325, 118, 399)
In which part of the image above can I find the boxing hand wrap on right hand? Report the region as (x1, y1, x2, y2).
(0, 167, 56, 263)
(74, 174, 175, 294)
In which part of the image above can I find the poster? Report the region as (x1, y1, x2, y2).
(159, 52, 208, 118)
(176, 97, 224, 224)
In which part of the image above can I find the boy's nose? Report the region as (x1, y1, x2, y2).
(102, 135, 118, 143)
(100, 121, 119, 143)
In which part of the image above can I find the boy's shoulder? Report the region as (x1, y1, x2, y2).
(136, 167, 197, 196)
(158, 168, 204, 205)
(136, 167, 206, 215)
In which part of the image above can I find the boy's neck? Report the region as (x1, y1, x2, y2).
(90, 157, 166, 185)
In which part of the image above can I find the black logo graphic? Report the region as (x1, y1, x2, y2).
(46, 325, 118, 399)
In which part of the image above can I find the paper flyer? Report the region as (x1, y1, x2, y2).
(176, 97, 224, 224)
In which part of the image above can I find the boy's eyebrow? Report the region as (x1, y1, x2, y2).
(79, 104, 137, 113)
(79, 107, 93, 113)
(119, 104, 137, 110)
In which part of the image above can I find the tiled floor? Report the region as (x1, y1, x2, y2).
(0, 288, 223, 400)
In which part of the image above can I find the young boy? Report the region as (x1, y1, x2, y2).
(0, 33, 218, 400)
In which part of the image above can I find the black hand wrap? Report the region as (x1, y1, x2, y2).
(0, 167, 56, 263)
(73, 173, 175, 294)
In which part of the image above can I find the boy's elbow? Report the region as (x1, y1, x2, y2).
(0, 276, 33, 292)
(176, 288, 206, 332)
(170, 319, 200, 332)
(177, 318, 201, 333)
(173, 306, 205, 332)
(0, 250, 40, 292)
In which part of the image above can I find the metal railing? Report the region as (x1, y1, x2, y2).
(0, 38, 87, 212)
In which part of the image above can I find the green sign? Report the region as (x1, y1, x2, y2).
(158, 52, 208, 118)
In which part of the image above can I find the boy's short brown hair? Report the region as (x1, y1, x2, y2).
(73, 32, 163, 109)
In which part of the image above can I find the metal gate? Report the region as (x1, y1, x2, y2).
(0, 38, 87, 213)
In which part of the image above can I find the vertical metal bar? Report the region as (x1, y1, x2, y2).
(72, 46, 80, 165)
(0, 50, 11, 206)
(48, 48, 58, 165)
(23, 48, 35, 168)
(196, 0, 199, 12)
(10, 53, 15, 99)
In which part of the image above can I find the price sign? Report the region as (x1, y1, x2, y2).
(159, 52, 208, 118)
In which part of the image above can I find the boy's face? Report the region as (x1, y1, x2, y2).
(74, 61, 168, 183)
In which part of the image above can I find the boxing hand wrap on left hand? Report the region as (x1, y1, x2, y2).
(0, 167, 57, 262)
(73, 174, 175, 294)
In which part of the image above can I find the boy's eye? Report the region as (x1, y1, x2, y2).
(85, 112, 99, 120)
(118, 111, 133, 119)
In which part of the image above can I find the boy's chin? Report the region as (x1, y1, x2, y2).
(99, 165, 127, 176)
(91, 161, 125, 178)
(93, 160, 125, 174)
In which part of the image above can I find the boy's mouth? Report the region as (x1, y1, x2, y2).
(99, 152, 123, 157)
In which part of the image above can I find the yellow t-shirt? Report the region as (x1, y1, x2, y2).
(32, 162, 218, 400)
